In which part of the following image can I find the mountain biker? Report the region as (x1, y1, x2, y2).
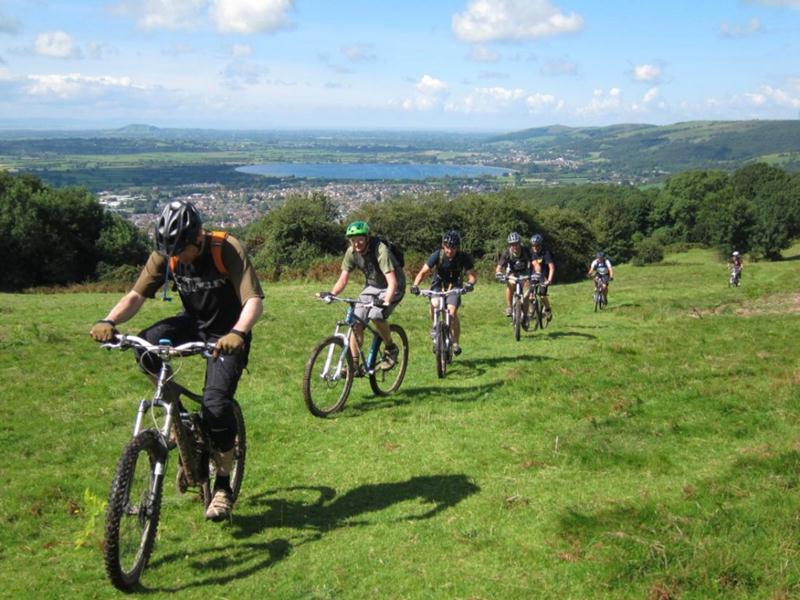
(89, 200, 263, 522)
(410, 230, 477, 356)
(729, 250, 743, 284)
(588, 251, 614, 304)
(496, 231, 532, 319)
(322, 220, 405, 376)
(529, 233, 555, 322)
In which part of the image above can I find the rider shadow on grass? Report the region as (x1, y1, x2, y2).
(344, 376, 512, 415)
(145, 474, 479, 592)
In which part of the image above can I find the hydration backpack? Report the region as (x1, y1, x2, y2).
(169, 230, 229, 276)
(374, 234, 404, 268)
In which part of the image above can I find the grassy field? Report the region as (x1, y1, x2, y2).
(1, 247, 800, 598)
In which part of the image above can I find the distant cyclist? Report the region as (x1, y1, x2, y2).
(729, 250, 743, 285)
(410, 230, 477, 356)
(496, 231, 532, 318)
(588, 251, 614, 304)
(322, 220, 405, 376)
(529, 233, 555, 323)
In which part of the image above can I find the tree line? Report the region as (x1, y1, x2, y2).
(243, 163, 800, 282)
(1, 162, 798, 290)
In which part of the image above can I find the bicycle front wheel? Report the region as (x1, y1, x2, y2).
(369, 324, 409, 396)
(533, 298, 543, 330)
(104, 429, 166, 592)
(513, 298, 522, 341)
(435, 322, 447, 379)
(303, 336, 354, 417)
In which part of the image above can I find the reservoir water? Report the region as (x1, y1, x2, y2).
(236, 162, 510, 181)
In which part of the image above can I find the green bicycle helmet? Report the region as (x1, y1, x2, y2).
(345, 220, 370, 237)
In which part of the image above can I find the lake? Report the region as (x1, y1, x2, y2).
(236, 162, 511, 181)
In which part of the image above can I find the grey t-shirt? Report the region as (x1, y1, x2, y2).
(341, 238, 406, 290)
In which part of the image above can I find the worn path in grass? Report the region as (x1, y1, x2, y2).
(1, 247, 799, 598)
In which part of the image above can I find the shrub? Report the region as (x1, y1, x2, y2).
(632, 237, 665, 266)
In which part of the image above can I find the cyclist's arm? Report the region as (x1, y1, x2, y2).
(413, 263, 431, 287)
(330, 270, 350, 296)
(465, 268, 477, 286)
(383, 270, 398, 304)
(546, 261, 555, 285)
(102, 290, 147, 326)
(230, 296, 262, 334)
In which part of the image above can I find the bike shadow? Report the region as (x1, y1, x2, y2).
(346, 379, 505, 414)
(143, 474, 480, 592)
(543, 331, 596, 340)
(454, 353, 554, 377)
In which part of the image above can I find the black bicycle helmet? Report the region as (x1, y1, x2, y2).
(530, 233, 543, 246)
(155, 200, 202, 256)
(507, 231, 522, 244)
(442, 230, 461, 247)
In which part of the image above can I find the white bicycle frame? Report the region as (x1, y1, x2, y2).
(318, 296, 382, 381)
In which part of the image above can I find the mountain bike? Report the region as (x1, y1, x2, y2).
(729, 267, 741, 287)
(303, 294, 409, 417)
(527, 275, 550, 331)
(417, 287, 467, 378)
(593, 275, 608, 311)
(99, 334, 246, 592)
(497, 273, 528, 341)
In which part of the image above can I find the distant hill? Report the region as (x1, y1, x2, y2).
(486, 120, 800, 175)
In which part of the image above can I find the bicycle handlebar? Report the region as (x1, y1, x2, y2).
(101, 334, 216, 358)
(417, 288, 467, 299)
(315, 293, 381, 309)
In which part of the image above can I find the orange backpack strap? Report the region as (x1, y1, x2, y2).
(209, 230, 229, 277)
(167, 232, 229, 276)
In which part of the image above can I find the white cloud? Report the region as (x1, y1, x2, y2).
(231, 43, 253, 57)
(468, 45, 500, 62)
(136, 0, 207, 29)
(34, 31, 83, 59)
(747, 0, 800, 6)
(210, 0, 294, 34)
(447, 86, 525, 113)
(577, 87, 622, 115)
(632, 64, 661, 82)
(0, 14, 21, 35)
(26, 73, 145, 99)
(342, 44, 376, 62)
(416, 74, 448, 95)
(720, 17, 761, 37)
(452, 0, 583, 42)
(744, 85, 800, 108)
(526, 92, 563, 112)
(221, 60, 269, 88)
(540, 57, 577, 76)
(396, 74, 449, 111)
(643, 87, 659, 103)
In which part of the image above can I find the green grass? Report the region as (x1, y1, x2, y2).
(2, 247, 800, 598)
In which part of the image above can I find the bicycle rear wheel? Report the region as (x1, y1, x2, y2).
(303, 336, 354, 417)
(369, 324, 409, 396)
(104, 429, 165, 592)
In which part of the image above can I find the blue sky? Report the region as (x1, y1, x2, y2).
(0, 0, 799, 131)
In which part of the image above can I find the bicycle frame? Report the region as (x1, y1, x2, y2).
(104, 335, 214, 486)
(319, 296, 384, 380)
